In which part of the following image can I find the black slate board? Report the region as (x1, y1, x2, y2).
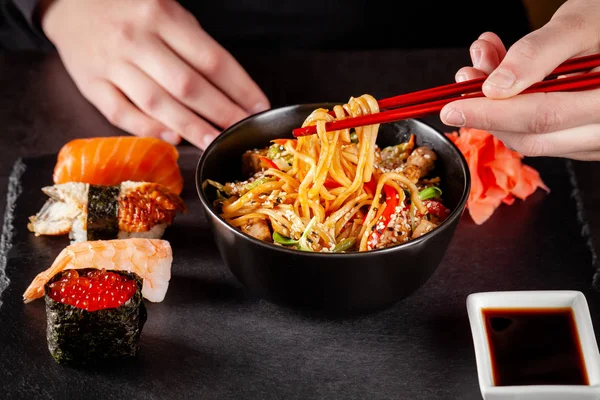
(1, 148, 599, 400)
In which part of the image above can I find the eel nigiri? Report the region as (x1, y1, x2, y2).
(23, 238, 172, 303)
(53, 136, 184, 195)
(28, 181, 186, 242)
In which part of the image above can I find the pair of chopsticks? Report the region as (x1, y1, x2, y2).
(292, 53, 600, 137)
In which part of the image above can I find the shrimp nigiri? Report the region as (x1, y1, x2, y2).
(23, 238, 172, 304)
(53, 136, 184, 195)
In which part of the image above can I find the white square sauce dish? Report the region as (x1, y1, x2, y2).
(466, 290, 600, 400)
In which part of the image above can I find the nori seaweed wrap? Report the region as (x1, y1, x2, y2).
(86, 185, 120, 241)
(44, 269, 147, 365)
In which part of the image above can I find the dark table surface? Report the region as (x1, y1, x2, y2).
(1, 48, 600, 400)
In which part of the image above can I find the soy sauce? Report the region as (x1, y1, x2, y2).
(483, 307, 589, 386)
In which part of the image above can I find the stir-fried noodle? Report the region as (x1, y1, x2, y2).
(206, 94, 450, 253)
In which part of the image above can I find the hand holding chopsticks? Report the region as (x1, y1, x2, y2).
(292, 53, 600, 138)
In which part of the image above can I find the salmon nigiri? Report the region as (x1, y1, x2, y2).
(53, 137, 184, 195)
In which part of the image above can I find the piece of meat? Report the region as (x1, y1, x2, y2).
(404, 147, 437, 181)
(240, 218, 272, 242)
(376, 227, 409, 249)
(411, 219, 438, 239)
(242, 149, 268, 178)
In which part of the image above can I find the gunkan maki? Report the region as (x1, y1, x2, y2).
(44, 268, 147, 365)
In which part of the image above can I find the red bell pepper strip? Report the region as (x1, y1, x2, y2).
(363, 178, 378, 196)
(423, 200, 451, 220)
(324, 177, 342, 189)
(259, 156, 279, 170)
(367, 185, 398, 249)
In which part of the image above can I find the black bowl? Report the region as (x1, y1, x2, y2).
(196, 104, 470, 315)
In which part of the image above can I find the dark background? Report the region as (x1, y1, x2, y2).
(0, 0, 562, 51)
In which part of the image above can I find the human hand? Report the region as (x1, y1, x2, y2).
(40, 0, 270, 149)
(440, 0, 600, 161)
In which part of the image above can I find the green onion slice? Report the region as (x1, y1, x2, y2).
(418, 186, 442, 200)
(298, 216, 318, 251)
(333, 237, 356, 252)
(273, 232, 299, 246)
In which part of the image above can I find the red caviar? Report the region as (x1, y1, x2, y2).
(48, 269, 137, 312)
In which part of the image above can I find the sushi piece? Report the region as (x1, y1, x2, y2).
(53, 136, 184, 195)
(45, 268, 147, 364)
(23, 238, 173, 303)
(28, 181, 186, 242)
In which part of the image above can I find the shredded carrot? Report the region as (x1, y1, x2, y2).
(446, 127, 550, 225)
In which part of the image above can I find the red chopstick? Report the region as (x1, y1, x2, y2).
(293, 53, 600, 137)
(377, 52, 600, 111)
